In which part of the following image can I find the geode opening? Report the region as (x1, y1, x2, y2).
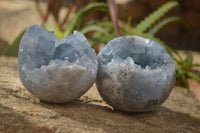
(96, 36, 176, 112)
(18, 24, 98, 103)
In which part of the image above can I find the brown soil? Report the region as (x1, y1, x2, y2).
(0, 56, 200, 133)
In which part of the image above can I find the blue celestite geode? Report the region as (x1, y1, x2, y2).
(18, 24, 98, 103)
(96, 36, 176, 112)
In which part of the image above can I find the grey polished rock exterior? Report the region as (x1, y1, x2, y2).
(18, 24, 98, 103)
(96, 36, 176, 112)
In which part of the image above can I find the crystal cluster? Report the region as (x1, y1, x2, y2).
(18, 24, 98, 103)
(96, 36, 176, 112)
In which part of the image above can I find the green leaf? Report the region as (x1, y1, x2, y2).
(127, 16, 132, 31)
(184, 51, 193, 69)
(64, 2, 108, 36)
(181, 74, 190, 90)
(44, 23, 64, 39)
(83, 20, 115, 35)
(44, 22, 56, 31)
(192, 63, 200, 68)
(187, 71, 200, 83)
(84, 20, 113, 27)
(89, 31, 115, 47)
(134, 1, 179, 33)
(89, 37, 110, 47)
(121, 26, 131, 35)
(80, 25, 112, 38)
(81, 20, 116, 46)
(175, 62, 183, 78)
(148, 17, 190, 35)
(3, 29, 26, 57)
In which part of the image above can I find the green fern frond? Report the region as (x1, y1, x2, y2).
(148, 17, 190, 35)
(134, 1, 179, 33)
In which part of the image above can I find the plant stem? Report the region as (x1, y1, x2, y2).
(42, 0, 56, 26)
(61, 3, 76, 30)
(52, 0, 63, 23)
(108, 0, 122, 36)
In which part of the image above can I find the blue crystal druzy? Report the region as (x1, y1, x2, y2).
(18, 24, 98, 103)
(96, 36, 176, 112)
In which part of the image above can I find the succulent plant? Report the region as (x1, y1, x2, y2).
(18, 24, 98, 103)
(96, 36, 176, 112)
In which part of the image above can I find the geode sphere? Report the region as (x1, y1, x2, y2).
(18, 24, 98, 103)
(96, 36, 176, 112)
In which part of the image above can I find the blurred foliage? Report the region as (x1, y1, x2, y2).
(3, 30, 26, 57)
(3, 0, 200, 90)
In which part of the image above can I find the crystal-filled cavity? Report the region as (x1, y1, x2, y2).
(18, 24, 98, 103)
(96, 36, 176, 112)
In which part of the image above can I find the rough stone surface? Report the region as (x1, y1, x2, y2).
(97, 36, 175, 112)
(1, 56, 200, 133)
(18, 24, 98, 103)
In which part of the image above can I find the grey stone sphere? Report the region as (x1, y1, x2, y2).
(18, 24, 98, 103)
(96, 36, 176, 112)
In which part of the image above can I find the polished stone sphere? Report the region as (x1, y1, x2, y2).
(18, 24, 98, 103)
(96, 36, 176, 112)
